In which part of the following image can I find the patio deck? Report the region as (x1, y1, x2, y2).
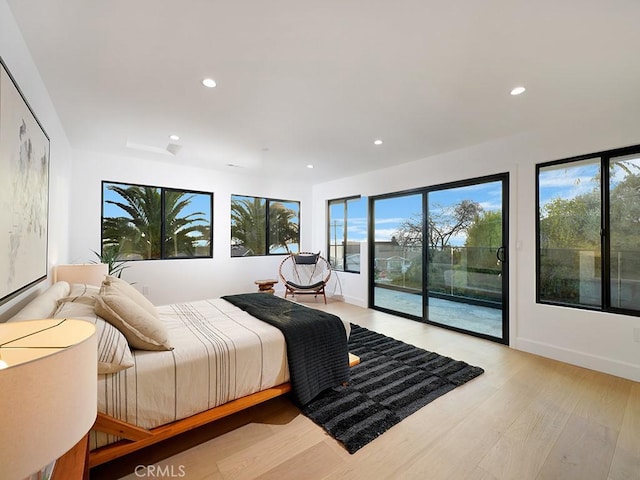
(373, 286, 503, 338)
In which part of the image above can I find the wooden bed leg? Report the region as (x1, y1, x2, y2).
(93, 413, 153, 441)
(51, 433, 89, 480)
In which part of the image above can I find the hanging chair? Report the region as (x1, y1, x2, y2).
(279, 252, 332, 303)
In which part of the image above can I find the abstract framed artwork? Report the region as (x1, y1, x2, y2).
(0, 58, 50, 304)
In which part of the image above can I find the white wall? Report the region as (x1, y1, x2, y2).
(68, 149, 313, 305)
(312, 122, 640, 382)
(0, 0, 73, 320)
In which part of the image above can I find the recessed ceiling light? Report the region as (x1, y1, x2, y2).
(169, 134, 180, 141)
(202, 78, 217, 88)
(374, 139, 383, 145)
(510, 86, 526, 96)
(307, 164, 314, 169)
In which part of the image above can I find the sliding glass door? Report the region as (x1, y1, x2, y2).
(371, 192, 424, 317)
(426, 176, 508, 341)
(370, 174, 509, 344)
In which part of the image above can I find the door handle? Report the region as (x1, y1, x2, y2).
(496, 246, 506, 264)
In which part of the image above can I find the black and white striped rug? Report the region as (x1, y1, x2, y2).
(302, 324, 485, 454)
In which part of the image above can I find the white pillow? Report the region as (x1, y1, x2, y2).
(54, 298, 135, 374)
(9, 281, 71, 322)
(95, 293, 171, 351)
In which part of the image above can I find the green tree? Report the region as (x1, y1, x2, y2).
(462, 210, 503, 274)
(163, 190, 211, 258)
(231, 197, 299, 255)
(103, 185, 209, 259)
(538, 184, 600, 304)
(231, 197, 267, 255)
(539, 190, 600, 249)
(465, 210, 502, 249)
(268, 202, 300, 253)
(610, 169, 640, 250)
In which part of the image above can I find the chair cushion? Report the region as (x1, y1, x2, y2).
(286, 280, 325, 290)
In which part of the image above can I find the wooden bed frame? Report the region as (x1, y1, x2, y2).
(89, 353, 360, 468)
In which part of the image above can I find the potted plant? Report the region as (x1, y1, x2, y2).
(91, 245, 130, 278)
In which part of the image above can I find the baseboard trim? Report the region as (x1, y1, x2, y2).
(334, 294, 367, 308)
(516, 337, 640, 382)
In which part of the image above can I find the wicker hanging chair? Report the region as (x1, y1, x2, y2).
(278, 252, 332, 303)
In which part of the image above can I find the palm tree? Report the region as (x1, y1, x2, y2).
(231, 196, 299, 256)
(231, 197, 267, 255)
(163, 190, 211, 258)
(268, 201, 300, 253)
(103, 184, 209, 259)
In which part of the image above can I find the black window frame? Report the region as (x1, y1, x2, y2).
(101, 180, 213, 261)
(536, 143, 640, 318)
(327, 195, 363, 273)
(230, 194, 300, 257)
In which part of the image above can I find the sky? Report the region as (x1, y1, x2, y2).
(538, 155, 639, 208)
(102, 183, 212, 223)
(367, 180, 504, 246)
(538, 159, 600, 206)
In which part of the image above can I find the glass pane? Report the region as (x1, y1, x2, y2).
(372, 194, 423, 317)
(538, 158, 601, 306)
(345, 197, 366, 272)
(269, 200, 300, 254)
(609, 154, 640, 311)
(164, 190, 212, 259)
(328, 201, 346, 270)
(102, 182, 162, 260)
(231, 195, 266, 256)
(427, 181, 503, 337)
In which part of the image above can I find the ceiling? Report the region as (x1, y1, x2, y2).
(7, 1, 640, 184)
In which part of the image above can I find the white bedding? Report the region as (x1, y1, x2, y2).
(92, 297, 351, 450)
(92, 298, 291, 449)
(8, 282, 350, 451)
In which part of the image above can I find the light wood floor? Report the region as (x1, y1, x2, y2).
(91, 299, 640, 480)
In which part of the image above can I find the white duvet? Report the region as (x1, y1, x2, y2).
(92, 298, 292, 449)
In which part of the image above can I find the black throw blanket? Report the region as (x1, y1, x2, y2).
(222, 293, 349, 405)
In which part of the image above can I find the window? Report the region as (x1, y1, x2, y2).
(537, 145, 640, 315)
(327, 196, 366, 273)
(609, 153, 640, 311)
(538, 158, 601, 307)
(101, 182, 212, 261)
(230, 195, 300, 256)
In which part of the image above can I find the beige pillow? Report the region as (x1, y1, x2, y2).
(54, 298, 135, 374)
(101, 276, 158, 318)
(95, 293, 171, 351)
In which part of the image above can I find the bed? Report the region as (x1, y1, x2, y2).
(7, 278, 355, 468)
